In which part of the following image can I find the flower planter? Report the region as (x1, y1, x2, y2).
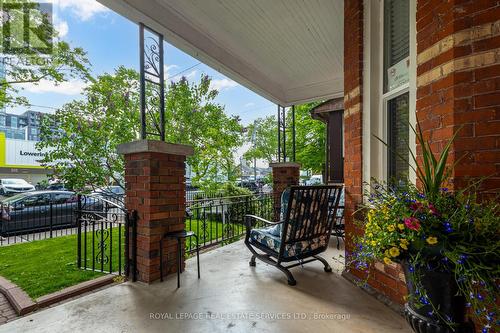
(402, 261, 475, 333)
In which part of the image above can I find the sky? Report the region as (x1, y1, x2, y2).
(8, 0, 278, 126)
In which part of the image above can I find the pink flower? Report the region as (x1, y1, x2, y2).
(404, 217, 421, 231)
(428, 203, 439, 216)
(410, 202, 424, 212)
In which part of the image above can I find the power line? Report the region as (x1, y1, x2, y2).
(168, 62, 202, 80)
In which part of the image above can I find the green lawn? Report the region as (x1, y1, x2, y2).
(0, 217, 258, 300)
(0, 228, 123, 299)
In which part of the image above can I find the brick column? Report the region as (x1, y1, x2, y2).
(269, 162, 300, 221)
(343, 0, 365, 275)
(117, 140, 193, 284)
(416, 0, 500, 196)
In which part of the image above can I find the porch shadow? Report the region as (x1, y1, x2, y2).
(0, 240, 411, 333)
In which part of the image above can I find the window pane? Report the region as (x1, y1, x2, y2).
(387, 93, 409, 181)
(384, 0, 409, 92)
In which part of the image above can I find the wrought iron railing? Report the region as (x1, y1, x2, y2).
(75, 194, 136, 279)
(185, 193, 275, 253)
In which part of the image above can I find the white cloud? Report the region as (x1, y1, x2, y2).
(22, 79, 88, 95)
(244, 102, 255, 108)
(210, 78, 239, 91)
(53, 0, 110, 21)
(54, 19, 68, 38)
(164, 64, 179, 80)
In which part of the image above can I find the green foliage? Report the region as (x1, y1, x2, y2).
(164, 75, 243, 188)
(37, 67, 140, 191)
(353, 180, 499, 330)
(244, 103, 325, 174)
(286, 103, 325, 173)
(38, 71, 243, 191)
(219, 182, 253, 199)
(244, 116, 278, 163)
(0, 0, 91, 109)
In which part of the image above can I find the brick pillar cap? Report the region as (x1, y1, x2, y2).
(117, 139, 194, 156)
(269, 162, 301, 168)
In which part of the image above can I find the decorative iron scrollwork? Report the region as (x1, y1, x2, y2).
(140, 23, 165, 141)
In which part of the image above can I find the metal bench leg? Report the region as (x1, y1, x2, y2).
(313, 255, 332, 272)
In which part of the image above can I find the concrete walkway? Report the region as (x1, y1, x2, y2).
(0, 240, 411, 333)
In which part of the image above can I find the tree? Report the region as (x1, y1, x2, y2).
(164, 75, 243, 188)
(38, 69, 243, 191)
(37, 67, 140, 191)
(0, 1, 91, 108)
(244, 116, 278, 164)
(287, 103, 325, 174)
(244, 103, 325, 174)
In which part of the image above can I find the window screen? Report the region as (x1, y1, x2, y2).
(387, 93, 409, 181)
(384, 0, 410, 92)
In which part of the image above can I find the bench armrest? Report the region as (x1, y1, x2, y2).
(244, 214, 283, 228)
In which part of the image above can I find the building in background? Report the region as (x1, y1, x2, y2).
(0, 110, 45, 141)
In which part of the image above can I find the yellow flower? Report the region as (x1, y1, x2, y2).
(371, 240, 377, 246)
(384, 250, 390, 257)
(398, 224, 405, 231)
(389, 247, 400, 257)
(400, 238, 409, 245)
(387, 225, 395, 232)
(426, 236, 438, 245)
(400, 243, 408, 250)
(383, 257, 393, 265)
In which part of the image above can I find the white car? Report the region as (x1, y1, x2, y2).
(306, 175, 323, 186)
(0, 178, 36, 196)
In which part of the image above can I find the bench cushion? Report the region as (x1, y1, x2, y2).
(250, 226, 328, 258)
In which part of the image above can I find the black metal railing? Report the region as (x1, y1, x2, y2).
(0, 194, 125, 246)
(185, 193, 275, 253)
(76, 194, 136, 279)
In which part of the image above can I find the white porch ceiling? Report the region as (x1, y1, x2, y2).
(98, 0, 344, 106)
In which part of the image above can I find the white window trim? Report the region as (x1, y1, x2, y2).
(362, 0, 417, 197)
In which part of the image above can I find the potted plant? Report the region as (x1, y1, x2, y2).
(351, 124, 499, 333)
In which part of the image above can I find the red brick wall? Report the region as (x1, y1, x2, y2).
(343, 0, 500, 314)
(124, 152, 186, 283)
(416, 0, 500, 195)
(271, 163, 300, 220)
(343, 0, 364, 260)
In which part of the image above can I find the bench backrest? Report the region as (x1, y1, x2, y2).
(280, 185, 343, 250)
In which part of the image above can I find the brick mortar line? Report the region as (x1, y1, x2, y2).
(417, 47, 500, 88)
(418, 19, 500, 65)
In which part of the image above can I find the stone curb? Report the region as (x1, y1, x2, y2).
(0, 276, 36, 315)
(0, 275, 116, 316)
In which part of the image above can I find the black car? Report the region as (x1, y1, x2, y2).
(0, 191, 100, 235)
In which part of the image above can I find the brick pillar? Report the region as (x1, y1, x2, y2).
(343, 0, 365, 277)
(117, 140, 193, 283)
(269, 162, 300, 221)
(416, 0, 500, 196)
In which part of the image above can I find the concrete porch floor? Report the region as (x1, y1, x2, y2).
(0, 239, 411, 333)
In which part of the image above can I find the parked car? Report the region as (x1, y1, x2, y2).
(46, 183, 72, 191)
(305, 175, 323, 186)
(0, 191, 101, 235)
(238, 180, 260, 193)
(91, 186, 125, 207)
(0, 178, 35, 196)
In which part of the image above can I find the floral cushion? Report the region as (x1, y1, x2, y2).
(267, 188, 291, 237)
(250, 226, 328, 258)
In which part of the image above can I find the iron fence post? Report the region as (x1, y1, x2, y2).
(49, 202, 53, 238)
(76, 194, 82, 268)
